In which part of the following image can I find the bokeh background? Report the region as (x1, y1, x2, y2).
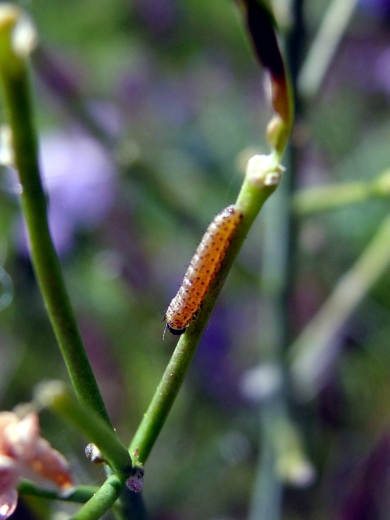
(1, 0, 390, 519)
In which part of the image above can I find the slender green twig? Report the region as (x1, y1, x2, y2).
(69, 474, 125, 520)
(19, 480, 98, 504)
(35, 381, 132, 474)
(289, 213, 390, 400)
(293, 171, 390, 215)
(0, 5, 111, 425)
(248, 414, 282, 520)
(113, 488, 150, 520)
(248, 2, 312, 517)
(298, 0, 358, 100)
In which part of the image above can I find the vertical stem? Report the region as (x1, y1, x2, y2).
(283, 0, 305, 344)
(248, 402, 283, 520)
(248, 1, 307, 517)
(0, 7, 111, 425)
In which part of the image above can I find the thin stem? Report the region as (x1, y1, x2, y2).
(293, 172, 390, 215)
(289, 213, 390, 400)
(19, 481, 98, 504)
(0, 6, 111, 425)
(69, 474, 125, 520)
(114, 489, 150, 520)
(298, 0, 358, 100)
(248, 441, 282, 520)
(249, 2, 308, 516)
(35, 381, 132, 474)
(248, 402, 283, 520)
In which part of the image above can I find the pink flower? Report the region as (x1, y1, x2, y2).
(0, 412, 73, 519)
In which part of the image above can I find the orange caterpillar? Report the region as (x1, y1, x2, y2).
(165, 205, 243, 335)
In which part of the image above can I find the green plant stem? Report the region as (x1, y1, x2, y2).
(293, 173, 390, 215)
(0, 7, 111, 425)
(248, 402, 283, 520)
(298, 0, 358, 100)
(69, 474, 125, 520)
(35, 381, 132, 474)
(290, 213, 390, 400)
(129, 156, 282, 464)
(114, 488, 150, 520)
(19, 481, 98, 503)
(249, 4, 310, 516)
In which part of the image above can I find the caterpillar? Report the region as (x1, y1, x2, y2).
(165, 205, 243, 335)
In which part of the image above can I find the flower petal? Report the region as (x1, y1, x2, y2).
(0, 414, 18, 455)
(0, 455, 19, 494)
(3, 413, 38, 461)
(0, 488, 17, 519)
(30, 436, 73, 489)
(1, 412, 73, 490)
